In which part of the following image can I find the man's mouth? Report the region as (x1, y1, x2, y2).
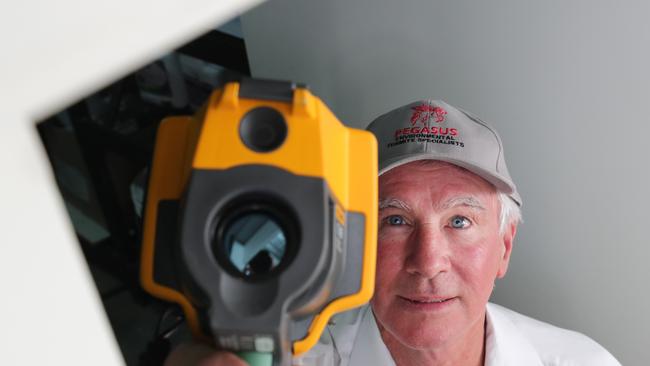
(408, 298, 450, 303)
(399, 295, 457, 307)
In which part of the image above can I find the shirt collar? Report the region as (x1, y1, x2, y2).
(484, 302, 544, 366)
(344, 303, 545, 366)
(348, 306, 396, 366)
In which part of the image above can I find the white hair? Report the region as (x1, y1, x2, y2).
(497, 192, 522, 234)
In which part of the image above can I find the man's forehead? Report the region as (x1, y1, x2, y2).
(378, 160, 498, 211)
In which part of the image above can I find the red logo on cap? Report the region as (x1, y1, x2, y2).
(410, 105, 447, 126)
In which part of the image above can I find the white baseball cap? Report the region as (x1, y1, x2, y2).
(366, 100, 522, 206)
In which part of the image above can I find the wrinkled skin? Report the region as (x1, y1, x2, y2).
(371, 161, 516, 365)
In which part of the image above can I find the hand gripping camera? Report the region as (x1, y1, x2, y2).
(140, 79, 377, 366)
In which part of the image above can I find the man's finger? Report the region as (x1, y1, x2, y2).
(197, 351, 248, 366)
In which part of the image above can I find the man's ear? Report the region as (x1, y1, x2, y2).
(496, 222, 517, 278)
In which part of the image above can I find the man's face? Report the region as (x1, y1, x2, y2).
(371, 161, 515, 350)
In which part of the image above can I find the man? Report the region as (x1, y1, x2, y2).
(167, 100, 620, 366)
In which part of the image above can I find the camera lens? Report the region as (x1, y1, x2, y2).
(239, 107, 287, 152)
(215, 210, 289, 278)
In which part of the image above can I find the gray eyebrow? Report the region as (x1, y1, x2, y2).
(378, 198, 412, 212)
(378, 196, 485, 212)
(439, 196, 485, 211)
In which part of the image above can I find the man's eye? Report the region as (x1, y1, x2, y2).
(385, 215, 406, 226)
(450, 215, 471, 229)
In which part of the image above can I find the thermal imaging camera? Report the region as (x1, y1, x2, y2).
(140, 79, 377, 366)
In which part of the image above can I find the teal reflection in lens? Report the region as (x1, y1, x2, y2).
(222, 212, 287, 278)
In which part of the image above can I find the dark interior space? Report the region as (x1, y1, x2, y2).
(35, 18, 250, 366)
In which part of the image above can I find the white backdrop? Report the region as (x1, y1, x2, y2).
(242, 0, 650, 364)
(0, 0, 262, 364)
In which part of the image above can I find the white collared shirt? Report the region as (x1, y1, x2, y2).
(294, 303, 621, 366)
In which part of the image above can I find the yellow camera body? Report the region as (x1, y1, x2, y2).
(140, 79, 377, 365)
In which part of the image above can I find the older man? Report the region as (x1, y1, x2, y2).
(167, 100, 620, 366)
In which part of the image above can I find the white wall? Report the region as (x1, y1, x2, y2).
(0, 1, 262, 364)
(242, 0, 650, 364)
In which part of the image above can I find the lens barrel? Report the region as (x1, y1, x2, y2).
(239, 107, 288, 153)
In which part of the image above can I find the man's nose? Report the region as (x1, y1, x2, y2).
(405, 223, 451, 278)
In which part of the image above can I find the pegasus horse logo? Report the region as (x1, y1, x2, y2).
(410, 104, 447, 126)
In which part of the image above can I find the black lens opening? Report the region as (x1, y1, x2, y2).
(211, 195, 299, 281)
